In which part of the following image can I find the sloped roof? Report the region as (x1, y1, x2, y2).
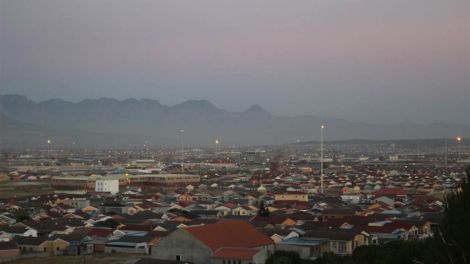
(374, 188, 408, 196)
(185, 220, 272, 251)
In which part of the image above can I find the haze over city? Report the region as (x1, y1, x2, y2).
(1, 0, 469, 125)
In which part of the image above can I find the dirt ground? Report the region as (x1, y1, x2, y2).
(7, 253, 142, 264)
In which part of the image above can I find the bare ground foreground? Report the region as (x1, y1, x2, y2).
(6, 253, 141, 264)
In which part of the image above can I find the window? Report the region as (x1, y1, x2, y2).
(332, 241, 338, 249)
(176, 255, 183, 261)
(338, 242, 347, 253)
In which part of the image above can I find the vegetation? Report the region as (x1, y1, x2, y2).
(14, 211, 31, 223)
(266, 251, 302, 264)
(94, 218, 121, 229)
(258, 200, 270, 217)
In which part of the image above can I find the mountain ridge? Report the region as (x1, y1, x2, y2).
(0, 94, 469, 148)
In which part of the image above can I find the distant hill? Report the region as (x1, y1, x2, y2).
(0, 94, 469, 148)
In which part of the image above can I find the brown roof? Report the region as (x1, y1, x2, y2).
(185, 220, 273, 251)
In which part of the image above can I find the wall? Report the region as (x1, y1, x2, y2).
(152, 229, 213, 264)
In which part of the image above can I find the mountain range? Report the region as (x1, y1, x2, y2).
(0, 94, 468, 148)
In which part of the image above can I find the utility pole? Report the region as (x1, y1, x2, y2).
(320, 124, 325, 194)
(215, 138, 219, 154)
(180, 129, 184, 173)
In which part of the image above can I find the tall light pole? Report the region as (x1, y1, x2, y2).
(47, 139, 52, 159)
(457, 136, 462, 161)
(320, 124, 325, 194)
(180, 130, 184, 173)
(215, 138, 219, 154)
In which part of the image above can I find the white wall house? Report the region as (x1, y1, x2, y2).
(95, 179, 119, 195)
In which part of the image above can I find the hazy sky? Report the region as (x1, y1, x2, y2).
(1, 0, 469, 125)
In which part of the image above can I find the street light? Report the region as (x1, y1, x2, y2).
(180, 130, 184, 172)
(47, 139, 52, 159)
(457, 136, 462, 161)
(215, 138, 219, 154)
(320, 124, 325, 194)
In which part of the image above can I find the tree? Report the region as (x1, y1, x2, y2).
(266, 251, 301, 264)
(258, 200, 270, 217)
(15, 211, 31, 223)
(94, 218, 120, 229)
(438, 166, 470, 264)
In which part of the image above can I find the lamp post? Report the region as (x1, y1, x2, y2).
(320, 124, 325, 194)
(180, 130, 184, 173)
(457, 136, 462, 161)
(47, 139, 51, 159)
(215, 138, 219, 154)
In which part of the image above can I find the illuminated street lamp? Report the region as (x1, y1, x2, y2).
(180, 129, 184, 172)
(457, 136, 462, 161)
(47, 139, 52, 159)
(215, 138, 219, 154)
(320, 124, 325, 194)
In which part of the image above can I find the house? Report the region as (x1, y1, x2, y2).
(0, 214, 16, 226)
(210, 247, 266, 264)
(191, 210, 223, 220)
(303, 229, 369, 256)
(232, 206, 257, 216)
(152, 220, 274, 264)
(101, 201, 132, 214)
(276, 237, 329, 260)
(15, 236, 70, 255)
(214, 205, 232, 216)
(0, 241, 20, 258)
(64, 198, 91, 209)
(274, 192, 308, 203)
(0, 231, 12, 242)
(0, 226, 38, 238)
(250, 216, 297, 229)
(105, 235, 159, 254)
(50, 233, 93, 255)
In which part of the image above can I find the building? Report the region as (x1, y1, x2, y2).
(0, 241, 20, 259)
(63, 198, 91, 209)
(274, 192, 308, 203)
(51, 174, 200, 191)
(152, 220, 274, 264)
(95, 179, 119, 195)
(303, 229, 369, 256)
(15, 236, 69, 256)
(105, 235, 158, 254)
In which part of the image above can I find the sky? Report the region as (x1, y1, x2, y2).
(1, 0, 469, 125)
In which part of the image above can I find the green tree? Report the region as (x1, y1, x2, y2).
(266, 251, 301, 264)
(438, 166, 470, 264)
(15, 212, 31, 223)
(94, 218, 120, 229)
(258, 200, 270, 217)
